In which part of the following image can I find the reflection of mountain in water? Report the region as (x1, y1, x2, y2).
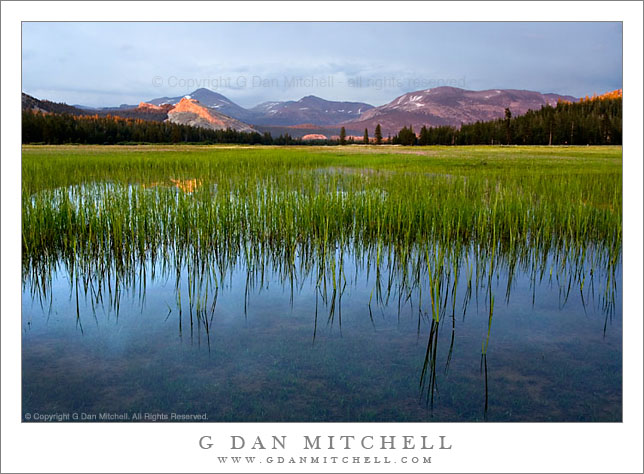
(142, 178, 203, 194)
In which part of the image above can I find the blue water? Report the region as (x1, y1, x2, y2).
(22, 253, 622, 422)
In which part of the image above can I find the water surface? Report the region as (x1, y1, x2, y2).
(22, 248, 621, 422)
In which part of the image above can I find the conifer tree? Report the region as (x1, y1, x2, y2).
(375, 124, 382, 145)
(504, 108, 512, 144)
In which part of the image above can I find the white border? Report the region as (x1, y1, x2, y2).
(2, 2, 642, 473)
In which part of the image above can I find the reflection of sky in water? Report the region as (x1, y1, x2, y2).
(22, 253, 622, 422)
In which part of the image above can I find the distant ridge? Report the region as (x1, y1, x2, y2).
(147, 90, 375, 126)
(24, 86, 608, 138)
(248, 95, 374, 126)
(580, 89, 622, 102)
(341, 87, 579, 135)
(22, 93, 86, 116)
(22, 92, 257, 133)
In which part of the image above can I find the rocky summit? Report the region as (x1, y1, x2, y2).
(165, 97, 256, 132)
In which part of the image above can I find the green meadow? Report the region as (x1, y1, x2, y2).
(22, 144, 622, 251)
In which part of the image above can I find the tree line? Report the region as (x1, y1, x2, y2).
(23, 96, 621, 146)
(21, 112, 281, 145)
(391, 97, 621, 146)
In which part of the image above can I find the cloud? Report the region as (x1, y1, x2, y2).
(22, 22, 622, 107)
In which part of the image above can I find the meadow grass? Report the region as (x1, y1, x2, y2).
(22, 144, 621, 307)
(22, 144, 621, 248)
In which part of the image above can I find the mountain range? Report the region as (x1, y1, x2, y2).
(340, 87, 577, 136)
(23, 86, 580, 137)
(145, 88, 374, 126)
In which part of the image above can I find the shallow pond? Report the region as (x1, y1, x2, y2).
(22, 248, 621, 422)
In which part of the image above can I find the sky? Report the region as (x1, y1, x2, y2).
(22, 22, 622, 108)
